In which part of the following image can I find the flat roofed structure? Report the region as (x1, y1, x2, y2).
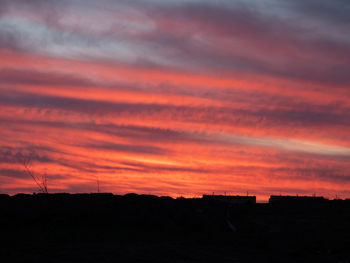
(269, 195, 327, 204)
(202, 194, 256, 204)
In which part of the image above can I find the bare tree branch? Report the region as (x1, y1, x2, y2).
(18, 154, 48, 193)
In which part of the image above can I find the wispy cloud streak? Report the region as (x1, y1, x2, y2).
(0, 0, 349, 200)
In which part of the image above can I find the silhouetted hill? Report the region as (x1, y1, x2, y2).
(1, 193, 350, 262)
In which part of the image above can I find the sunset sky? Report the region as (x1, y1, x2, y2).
(1, 0, 350, 201)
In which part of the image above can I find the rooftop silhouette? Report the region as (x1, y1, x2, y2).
(1, 192, 350, 262)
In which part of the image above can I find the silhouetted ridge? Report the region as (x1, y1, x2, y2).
(1, 193, 350, 262)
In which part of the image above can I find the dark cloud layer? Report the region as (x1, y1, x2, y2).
(0, 68, 98, 87)
(2, 90, 350, 129)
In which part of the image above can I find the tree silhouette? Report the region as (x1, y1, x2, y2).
(18, 155, 48, 193)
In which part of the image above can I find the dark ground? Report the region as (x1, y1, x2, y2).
(1, 193, 350, 262)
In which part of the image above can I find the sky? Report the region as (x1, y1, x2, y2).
(0, 0, 350, 201)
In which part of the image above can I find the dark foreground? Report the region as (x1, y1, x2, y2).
(1, 193, 350, 263)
